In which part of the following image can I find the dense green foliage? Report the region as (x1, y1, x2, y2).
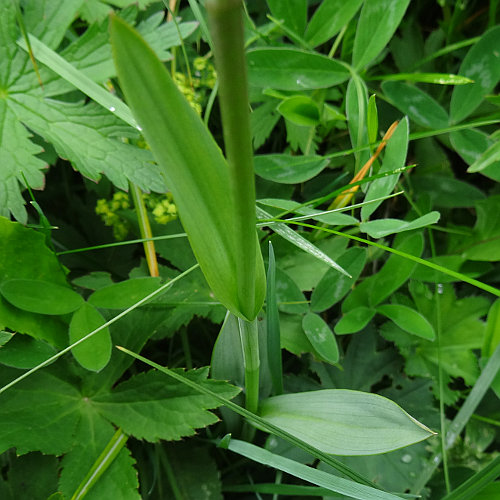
(0, 0, 499, 498)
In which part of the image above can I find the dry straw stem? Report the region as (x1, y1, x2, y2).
(330, 120, 400, 209)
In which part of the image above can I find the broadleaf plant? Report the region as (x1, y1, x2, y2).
(1, 1, 499, 498)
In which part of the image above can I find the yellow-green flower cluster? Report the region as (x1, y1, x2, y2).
(95, 191, 131, 240)
(173, 72, 202, 115)
(145, 192, 177, 224)
(172, 57, 217, 115)
(95, 191, 178, 240)
(192, 57, 217, 88)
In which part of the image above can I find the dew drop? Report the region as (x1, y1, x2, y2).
(136, 125, 143, 131)
(401, 454, 413, 463)
(109, 106, 116, 112)
(437, 283, 444, 294)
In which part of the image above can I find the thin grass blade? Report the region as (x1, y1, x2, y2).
(266, 242, 283, 395)
(256, 207, 351, 278)
(222, 439, 403, 500)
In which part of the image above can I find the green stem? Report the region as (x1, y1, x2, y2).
(238, 317, 260, 414)
(206, 0, 259, 317)
(129, 183, 159, 277)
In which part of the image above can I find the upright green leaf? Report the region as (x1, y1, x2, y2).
(346, 77, 370, 170)
(352, 0, 411, 70)
(377, 304, 435, 340)
(302, 313, 339, 364)
(110, 15, 265, 320)
(266, 242, 283, 395)
(277, 96, 321, 126)
(305, 0, 363, 48)
(360, 212, 440, 238)
(88, 277, 161, 309)
(343, 232, 424, 312)
(254, 154, 329, 184)
(267, 0, 307, 36)
(382, 82, 449, 129)
(311, 247, 367, 312)
(450, 26, 500, 123)
(450, 129, 500, 181)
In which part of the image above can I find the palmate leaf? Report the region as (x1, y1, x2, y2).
(382, 282, 490, 403)
(59, 412, 140, 500)
(0, 0, 201, 222)
(93, 368, 240, 441)
(0, 363, 238, 497)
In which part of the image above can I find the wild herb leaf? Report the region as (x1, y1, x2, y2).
(0, 0, 171, 222)
(305, 0, 363, 48)
(352, 0, 411, 70)
(247, 48, 350, 91)
(93, 368, 240, 441)
(450, 26, 500, 124)
(69, 302, 112, 371)
(259, 389, 434, 455)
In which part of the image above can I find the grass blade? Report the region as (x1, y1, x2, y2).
(71, 429, 128, 500)
(411, 340, 500, 494)
(222, 439, 403, 500)
(256, 206, 351, 278)
(290, 222, 500, 297)
(266, 241, 283, 395)
(440, 455, 500, 500)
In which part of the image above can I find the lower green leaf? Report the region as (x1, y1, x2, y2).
(377, 304, 435, 340)
(69, 302, 112, 372)
(360, 212, 440, 239)
(0, 279, 83, 315)
(259, 389, 435, 455)
(302, 313, 339, 364)
(335, 307, 375, 335)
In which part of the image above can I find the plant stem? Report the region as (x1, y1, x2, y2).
(206, 0, 261, 318)
(238, 317, 260, 414)
(129, 183, 159, 277)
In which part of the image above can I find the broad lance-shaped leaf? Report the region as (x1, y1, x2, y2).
(111, 15, 265, 321)
(259, 390, 435, 455)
